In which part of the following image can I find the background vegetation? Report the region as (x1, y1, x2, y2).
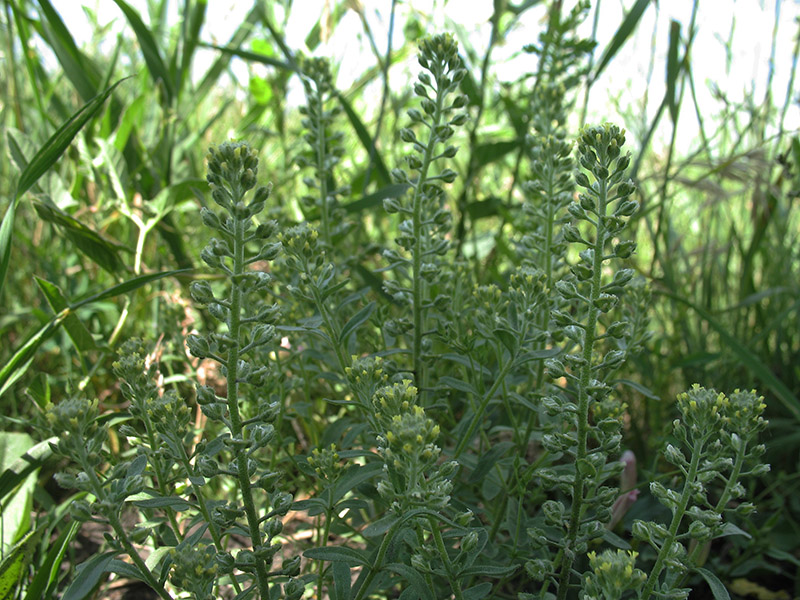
(0, 0, 798, 598)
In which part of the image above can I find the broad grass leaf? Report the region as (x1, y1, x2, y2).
(343, 184, 411, 214)
(0, 269, 187, 397)
(177, 0, 207, 94)
(202, 43, 293, 71)
(62, 552, 115, 600)
(112, 0, 175, 103)
(24, 521, 80, 600)
(0, 78, 125, 298)
(666, 20, 682, 123)
(593, 0, 651, 81)
(335, 93, 391, 186)
(304, 546, 370, 567)
(0, 528, 41, 600)
(32, 202, 125, 274)
(0, 438, 55, 504)
(0, 433, 38, 557)
(659, 289, 800, 422)
(474, 139, 519, 170)
(192, 6, 261, 106)
(35, 0, 99, 101)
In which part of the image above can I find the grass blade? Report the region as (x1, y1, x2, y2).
(666, 19, 681, 123)
(0, 269, 188, 397)
(0, 79, 126, 299)
(34, 0, 100, 101)
(336, 92, 391, 186)
(592, 0, 651, 81)
(35, 277, 97, 353)
(112, 0, 175, 103)
(17, 79, 126, 200)
(201, 43, 293, 71)
(658, 289, 800, 422)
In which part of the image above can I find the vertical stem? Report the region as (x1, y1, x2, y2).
(555, 177, 608, 600)
(411, 68, 445, 396)
(314, 85, 332, 246)
(640, 438, 706, 600)
(228, 201, 271, 598)
(428, 517, 465, 600)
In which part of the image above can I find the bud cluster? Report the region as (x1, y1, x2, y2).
(371, 380, 455, 513)
(296, 55, 348, 245)
(635, 386, 769, 599)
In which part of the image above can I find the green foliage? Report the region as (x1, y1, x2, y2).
(0, 1, 796, 598)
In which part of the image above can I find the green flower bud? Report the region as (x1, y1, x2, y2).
(284, 579, 305, 600)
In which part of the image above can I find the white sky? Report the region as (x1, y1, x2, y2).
(52, 0, 800, 157)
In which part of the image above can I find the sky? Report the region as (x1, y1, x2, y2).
(51, 0, 800, 157)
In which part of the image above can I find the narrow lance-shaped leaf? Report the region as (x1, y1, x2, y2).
(35, 277, 97, 353)
(666, 19, 682, 123)
(0, 269, 189, 397)
(0, 78, 126, 299)
(112, 0, 175, 103)
(592, 0, 652, 81)
(35, 0, 99, 101)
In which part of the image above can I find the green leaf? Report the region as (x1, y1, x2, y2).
(666, 20, 681, 123)
(201, 43, 293, 71)
(0, 269, 187, 397)
(0, 528, 42, 600)
(343, 184, 411, 214)
(439, 376, 478, 396)
(332, 462, 383, 504)
(473, 139, 520, 170)
(460, 564, 517, 577)
(0, 437, 55, 504)
(338, 301, 376, 346)
(335, 93, 391, 186)
(35, 0, 100, 101)
(462, 582, 493, 600)
(73, 269, 190, 309)
(592, 0, 652, 81)
(493, 327, 519, 354)
(385, 563, 434, 600)
(131, 496, 194, 511)
(33, 200, 125, 272)
(112, 0, 175, 103)
(107, 559, 144, 580)
(35, 277, 97, 352)
(695, 567, 731, 600)
(24, 520, 80, 600)
(177, 0, 207, 95)
(0, 78, 126, 298)
(468, 441, 513, 483)
(0, 433, 37, 555)
(612, 378, 660, 400)
(62, 552, 115, 600)
(304, 546, 370, 567)
(658, 289, 800, 422)
(0, 317, 65, 399)
(331, 562, 352, 600)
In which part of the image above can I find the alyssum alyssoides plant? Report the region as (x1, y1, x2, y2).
(522, 123, 639, 599)
(384, 32, 468, 397)
(38, 143, 303, 600)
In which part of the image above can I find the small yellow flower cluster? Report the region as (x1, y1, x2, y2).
(168, 545, 218, 599)
(582, 549, 646, 599)
(307, 443, 344, 481)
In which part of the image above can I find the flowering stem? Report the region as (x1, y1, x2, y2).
(556, 177, 608, 600)
(228, 190, 271, 598)
(640, 437, 706, 600)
